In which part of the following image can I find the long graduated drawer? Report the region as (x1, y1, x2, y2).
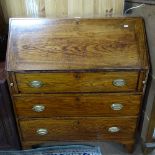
(20, 117, 137, 141)
(14, 93, 142, 117)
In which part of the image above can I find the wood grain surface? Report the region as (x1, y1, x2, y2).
(0, 0, 124, 22)
(19, 117, 137, 141)
(6, 18, 149, 71)
(15, 72, 138, 93)
(5, 17, 150, 153)
(14, 93, 142, 117)
(21, 139, 136, 151)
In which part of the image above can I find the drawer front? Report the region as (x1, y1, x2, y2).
(14, 94, 142, 117)
(19, 117, 137, 141)
(15, 72, 138, 93)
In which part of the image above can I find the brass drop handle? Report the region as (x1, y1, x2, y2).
(36, 128, 48, 135)
(29, 80, 43, 88)
(111, 103, 123, 111)
(113, 79, 126, 87)
(108, 127, 120, 133)
(32, 105, 45, 112)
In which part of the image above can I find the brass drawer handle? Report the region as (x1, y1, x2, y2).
(32, 105, 45, 112)
(113, 79, 126, 87)
(108, 127, 120, 133)
(29, 80, 43, 88)
(36, 128, 48, 135)
(10, 83, 14, 87)
(111, 103, 123, 111)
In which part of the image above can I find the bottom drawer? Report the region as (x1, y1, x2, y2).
(20, 117, 137, 141)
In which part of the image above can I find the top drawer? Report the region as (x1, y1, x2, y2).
(15, 72, 138, 94)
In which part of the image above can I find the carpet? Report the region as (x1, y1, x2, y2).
(0, 145, 102, 155)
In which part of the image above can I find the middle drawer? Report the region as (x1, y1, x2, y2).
(14, 94, 142, 118)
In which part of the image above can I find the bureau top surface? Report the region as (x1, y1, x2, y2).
(6, 18, 149, 71)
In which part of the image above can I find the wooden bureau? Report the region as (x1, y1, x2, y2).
(6, 18, 149, 153)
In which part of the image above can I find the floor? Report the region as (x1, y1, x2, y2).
(36, 141, 155, 155)
(98, 141, 154, 155)
(99, 141, 141, 155)
(96, 142, 155, 155)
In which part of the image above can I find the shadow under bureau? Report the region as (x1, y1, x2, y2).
(6, 18, 150, 153)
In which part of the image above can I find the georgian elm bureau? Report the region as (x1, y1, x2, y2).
(6, 18, 149, 153)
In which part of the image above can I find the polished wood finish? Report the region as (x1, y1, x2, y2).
(123, 141, 135, 153)
(6, 18, 150, 153)
(1, 0, 124, 21)
(15, 72, 139, 93)
(6, 18, 149, 71)
(20, 117, 137, 141)
(14, 93, 142, 117)
(21, 139, 135, 150)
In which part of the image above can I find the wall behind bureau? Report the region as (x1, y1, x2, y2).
(0, 0, 124, 22)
